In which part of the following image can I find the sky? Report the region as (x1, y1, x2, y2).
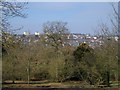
(9, 2, 118, 35)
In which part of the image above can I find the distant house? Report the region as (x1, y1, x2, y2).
(14, 32, 113, 48)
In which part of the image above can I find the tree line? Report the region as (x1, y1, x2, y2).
(2, 21, 119, 87)
(1, 1, 119, 87)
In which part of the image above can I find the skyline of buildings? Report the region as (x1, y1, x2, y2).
(14, 31, 119, 49)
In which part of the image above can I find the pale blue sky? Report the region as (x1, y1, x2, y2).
(9, 2, 117, 34)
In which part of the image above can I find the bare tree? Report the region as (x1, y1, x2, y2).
(1, 0, 27, 84)
(95, 3, 119, 87)
(1, 1, 27, 32)
(43, 21, 69, 51)
(1, 1, 27, 51)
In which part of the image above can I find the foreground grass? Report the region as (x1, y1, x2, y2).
(2, 80, 119, 88)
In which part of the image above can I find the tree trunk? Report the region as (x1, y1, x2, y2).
(107, 71, 110, 87)
(12, 80, 15, 84)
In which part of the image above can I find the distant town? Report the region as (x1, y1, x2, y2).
(13, 31, 119, 49)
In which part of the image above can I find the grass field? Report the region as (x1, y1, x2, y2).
(2, 80, 119, 88)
